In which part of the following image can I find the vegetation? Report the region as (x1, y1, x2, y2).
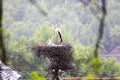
(1, 0, 120, 79)
(29, 71, 45, 80)
(73, 44, 120, 77)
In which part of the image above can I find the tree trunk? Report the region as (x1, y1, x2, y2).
(94, 0, 107, 58)
(0, 0, 7, 65)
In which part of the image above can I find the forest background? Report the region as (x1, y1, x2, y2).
(1, 0, 120, 79)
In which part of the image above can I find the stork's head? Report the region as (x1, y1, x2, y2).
(55, 24, 58, 28)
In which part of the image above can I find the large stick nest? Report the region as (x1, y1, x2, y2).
(32, 44, 74, 71)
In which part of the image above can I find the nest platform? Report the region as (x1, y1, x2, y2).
(32, 44, 74, 71)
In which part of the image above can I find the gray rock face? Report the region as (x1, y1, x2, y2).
(0, 61, 21, 80)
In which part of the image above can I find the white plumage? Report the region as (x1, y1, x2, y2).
(54, 25, 62, 44)
(47, 40, 56, 46)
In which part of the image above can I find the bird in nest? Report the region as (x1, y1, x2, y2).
(54, 24, 63, 45)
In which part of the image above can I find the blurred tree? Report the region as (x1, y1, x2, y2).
(0, 0, 7, 65)
(73, 43, 120, 77)
(100, 58, 120, 77)
(73, 43, 94, 76)
(0, 0, 3, 79)
(29, 0, 47, 16)
(2, 0, 120, 78)
(30, 23, 73, 45)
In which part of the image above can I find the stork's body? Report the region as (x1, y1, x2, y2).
(55, 26, 62, 44)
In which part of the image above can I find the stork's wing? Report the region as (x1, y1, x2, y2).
(58, 31, 62, 42)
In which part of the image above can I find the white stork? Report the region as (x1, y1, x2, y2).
(54, 25, 62, 44)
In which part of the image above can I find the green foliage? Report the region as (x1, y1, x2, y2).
(73, 43, 94, 76)
(2, 0, 120, 79)
(31, 23, 73, 45)
(73, 43, 120, 77)
(29, 71, 45, 80)
(100, 58, 120, 77)
(60, 25, 73, 43)
(73, 43, 94, 64)
(31, 23, 55, 44)
(4, 22, 73, 79)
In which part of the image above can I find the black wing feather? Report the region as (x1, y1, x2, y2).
(58, 31, 62, 42)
